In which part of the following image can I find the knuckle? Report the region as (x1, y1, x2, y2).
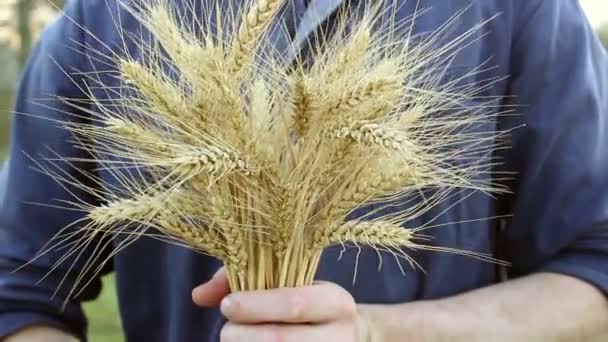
(219, 323, 237, 342)
(264, 324, 285, 342)
(340, 298, 358, 319)
(286, 291, 308, 321)
(325, 283, 357, 318)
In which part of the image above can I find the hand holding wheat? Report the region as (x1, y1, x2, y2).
(193, 268, 368, 342)
(30, 0, 508, 299)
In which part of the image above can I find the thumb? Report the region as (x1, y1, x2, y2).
(192, 267, 231, 307)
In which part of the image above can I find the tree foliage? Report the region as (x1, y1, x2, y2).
(597, 23, 608, 49)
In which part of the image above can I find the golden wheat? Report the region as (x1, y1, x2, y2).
(29, 0, 511, 296)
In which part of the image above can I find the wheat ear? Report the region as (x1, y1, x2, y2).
(313, 220, 415, 250)
(119, 60, 192, 129)
(208, 194, 248, 289)
(88, 191, 173, 227)
(103, 118, 173, 155)
(318, 25, 372, 85)
(332, 121, 417, 153)
(291, 75, 316, 138)
(230, 0, 285, 72)
(336, 164, 423, 210)
(155, 214, 227, 260)
(104, 118, 254, 180)
(146, 3, 207, 81)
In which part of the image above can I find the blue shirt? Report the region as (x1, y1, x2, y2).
(2, 0, 608, 341)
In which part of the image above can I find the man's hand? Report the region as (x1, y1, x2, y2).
(194, 271, 608, 342)
(192, 269, 370, 342)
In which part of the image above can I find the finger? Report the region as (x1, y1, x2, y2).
(192, 267, 230, 307)
(220, 283, 357, 324)
(220, 321, 358, 342)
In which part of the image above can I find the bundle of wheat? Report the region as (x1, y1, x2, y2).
(31, 0, 509, 296)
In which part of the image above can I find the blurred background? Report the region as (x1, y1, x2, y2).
(1, 1, 124, 341)
(0, 1, 607, 341)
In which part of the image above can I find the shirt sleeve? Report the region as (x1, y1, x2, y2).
(499, 0, 608, 293)
(0, 0, 112, 339)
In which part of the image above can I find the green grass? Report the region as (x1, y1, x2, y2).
(83, 276, 124, 342)
(0, 92, 11, 156)
(1, 92, 125, 341)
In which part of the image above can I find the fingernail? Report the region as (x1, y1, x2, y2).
(212, 268, 225, 279)
(220, 296, 235, 315)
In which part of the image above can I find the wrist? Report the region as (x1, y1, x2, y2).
(358, 301, 439, 342)
(355, 308, 372, 342)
